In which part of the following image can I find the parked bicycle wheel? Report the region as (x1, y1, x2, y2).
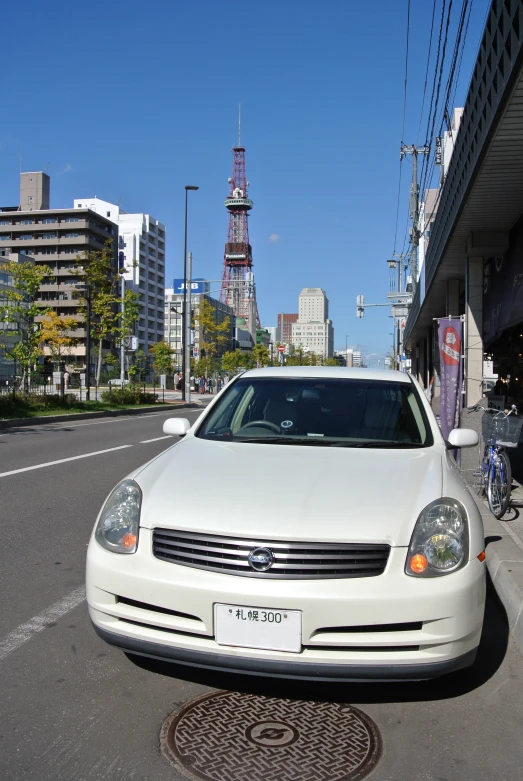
(487, 450, 512, 519)
(473, 444, 488, 496)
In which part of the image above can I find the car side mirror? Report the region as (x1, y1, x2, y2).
(163, 417, 191, 436)
(447, 428, 478, 448)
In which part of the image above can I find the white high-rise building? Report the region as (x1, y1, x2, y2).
(298, 287, 328, 322)
(346, 349, 362, 367)
(291, 287, 334, 358)
(73, 196, 165, 354)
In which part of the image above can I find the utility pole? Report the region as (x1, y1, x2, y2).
(185, 252, 193, 404)
(400, 144, 429, 288)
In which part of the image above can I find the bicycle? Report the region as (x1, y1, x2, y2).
(468, 403, 522, 519)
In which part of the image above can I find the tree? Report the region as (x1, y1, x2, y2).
(128, 349, 147, 382)
(76, 241, 139, 385)
(240, 351, 256, 370)
(76, 241, 118, 385)
(118, 289, 140, 347)
(323, 357, 340, 366)
(221, 349, 244, 374)
(194, 298, 231, 376)
(252, 343, 270, 367)
(39, 311, 81, 373)
(0, 258, 53, 388)
(149, 341, 174, 376)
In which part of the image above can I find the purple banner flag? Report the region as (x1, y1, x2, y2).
(438, 319, 463, 441)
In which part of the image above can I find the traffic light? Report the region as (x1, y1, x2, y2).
(356, 295, 365, 318)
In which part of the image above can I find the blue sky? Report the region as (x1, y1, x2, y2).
(1, 0, 490, 362)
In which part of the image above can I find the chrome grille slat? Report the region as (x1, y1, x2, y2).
(153, 539, 387, 562)
(152, 529, 390, 579)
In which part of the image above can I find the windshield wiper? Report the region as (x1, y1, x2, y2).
(234, 437, 332, 446)
(332, 441, 420, 448)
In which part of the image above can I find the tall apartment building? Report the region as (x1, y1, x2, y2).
(0, 253, 34, 376)
(73, 197, 165, 354)
(291, 287, 334, 358)
(165, 279, 234, 370)
(0, 174, 118, 367)
(277, 313, 298, 345)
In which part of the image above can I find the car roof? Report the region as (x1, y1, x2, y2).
(239, 367, 412, 383)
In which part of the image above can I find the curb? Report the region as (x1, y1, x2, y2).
(0, 402, 204, 430)
(469, 488, 523, 656)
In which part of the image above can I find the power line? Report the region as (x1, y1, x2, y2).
(419, 0, 448, 195)
(422, 0, 447, 147)
(421, 0, 471, 201)
(416, 0, 438, 145)
(401, 0, 411, 144)
(436, 0, 470, 137)
(393, 0, 411, 255)
(421, 0, 454, 197)
(449, 0, 473, 111)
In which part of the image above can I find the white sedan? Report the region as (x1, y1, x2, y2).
(86, 367, 486, 681)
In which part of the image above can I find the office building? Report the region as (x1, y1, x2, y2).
(277, 313, 298, 345)
(73, 197, 165, 354)
(165, 280, 234, 369)
(256, 328, 271, 347)
(265, 326, 280, 347)
(291, 287, 334, 359)
(346, 349, 362, 368)
(0, 174, 118, 368)
(298, 287, 328, 322)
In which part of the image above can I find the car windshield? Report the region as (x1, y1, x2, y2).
(197, 377, 433, 447)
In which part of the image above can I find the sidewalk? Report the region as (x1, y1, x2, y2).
(466, 468, 523, 657)
(459, 405, 523, 654)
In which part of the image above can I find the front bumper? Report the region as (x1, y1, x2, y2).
(93, 623, 478, 681)
(87, 529, 486, 681)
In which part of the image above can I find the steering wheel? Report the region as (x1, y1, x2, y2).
(237, 420, 281, 433)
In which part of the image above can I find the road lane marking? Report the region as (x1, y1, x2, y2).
(0, 445, 132, 478)
(140, 435, 173, 443)
(0, 586, 86, 662)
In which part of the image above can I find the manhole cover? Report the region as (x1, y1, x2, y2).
(161, 690, 382, 781)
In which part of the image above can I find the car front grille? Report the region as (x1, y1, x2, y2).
(152, 529, 390, 579)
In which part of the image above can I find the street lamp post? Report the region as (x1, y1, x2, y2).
(182, 185, 199, 401)
(345, 334, 350, 367)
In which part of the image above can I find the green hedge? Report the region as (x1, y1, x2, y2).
(100, 386, 157, 405)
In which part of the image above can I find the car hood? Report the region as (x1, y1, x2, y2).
(136, 437, 443, 547)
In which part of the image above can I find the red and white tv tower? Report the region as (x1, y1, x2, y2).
(220, 110, 260, 332)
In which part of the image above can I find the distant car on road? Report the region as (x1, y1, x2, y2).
(87, 367, 486, 681)
(108, 378, 130, 387)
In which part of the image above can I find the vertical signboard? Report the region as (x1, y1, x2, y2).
(438, 319, 463, 441)
(435, 137, 443, 165)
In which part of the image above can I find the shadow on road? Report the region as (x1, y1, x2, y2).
(127, 577, 508, 705)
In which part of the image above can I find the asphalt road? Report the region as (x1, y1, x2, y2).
(1, 408, 523, 781)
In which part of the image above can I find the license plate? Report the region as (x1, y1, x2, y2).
(214, 604, 302, 653)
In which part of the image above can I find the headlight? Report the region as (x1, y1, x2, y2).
(405, 498, 469, 577)
(95, 479, 142, 554)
